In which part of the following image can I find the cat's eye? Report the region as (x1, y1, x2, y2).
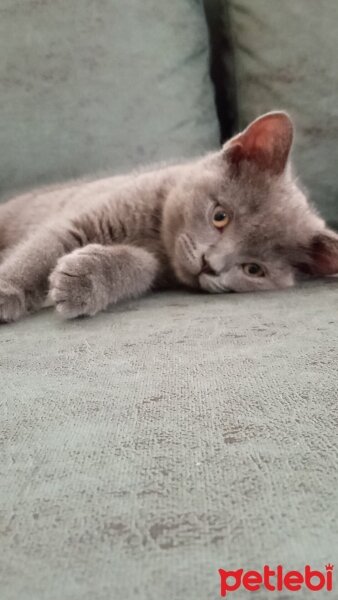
(212, 208, 230, 229)
(243, 263, 265, 277)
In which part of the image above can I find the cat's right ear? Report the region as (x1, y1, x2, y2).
(222, 112, 294, 176)
(296, 229, 338, 276)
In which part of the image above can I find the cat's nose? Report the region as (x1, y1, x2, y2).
(201, 255, 217, 276)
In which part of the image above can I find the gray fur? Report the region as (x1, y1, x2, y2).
(0, 111, 337, 323)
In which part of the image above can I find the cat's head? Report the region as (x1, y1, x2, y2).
(164, 111, 338, 293)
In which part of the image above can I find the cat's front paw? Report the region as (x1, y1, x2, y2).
(0, 280, 25, 323)
(49, 249, 100, 319)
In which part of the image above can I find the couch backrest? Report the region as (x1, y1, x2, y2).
(0, 0, 218, 199)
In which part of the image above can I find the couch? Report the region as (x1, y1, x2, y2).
(1, 2, 337, 599)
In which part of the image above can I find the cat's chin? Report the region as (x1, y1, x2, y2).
(199, 273, 234, 294)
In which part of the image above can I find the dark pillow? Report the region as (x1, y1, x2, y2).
(206, 0, 338, 226)
(0, 0, 218, 198)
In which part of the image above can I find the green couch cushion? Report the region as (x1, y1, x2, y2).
(0, 0, 218, 198)
(2, 283, 338, 599)
(214, 0, 338, 226)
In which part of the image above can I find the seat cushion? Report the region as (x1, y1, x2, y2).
(0, 0, 218, 198)
(208, 0, 338, 227)
(2, 283, 338, 599)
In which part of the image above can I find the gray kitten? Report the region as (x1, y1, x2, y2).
(0, 111, 337, 323)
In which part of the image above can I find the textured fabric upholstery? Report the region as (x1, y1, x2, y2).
(2, 283, 338, 599)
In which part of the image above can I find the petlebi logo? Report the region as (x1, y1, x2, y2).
(218, 564, 334, 596)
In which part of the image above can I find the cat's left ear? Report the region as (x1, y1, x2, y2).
(297, 229, 338, 276)
(224, 111, 293, 175)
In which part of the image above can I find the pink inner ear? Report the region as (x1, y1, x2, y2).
(228, 112, 293, 174)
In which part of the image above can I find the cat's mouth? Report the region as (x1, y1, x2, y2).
(177, 256, 217, 290)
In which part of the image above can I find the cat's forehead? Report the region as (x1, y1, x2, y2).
(224, 171, 305, 223)
(236, 204, 303, 251)
(191, 159, 313, 243)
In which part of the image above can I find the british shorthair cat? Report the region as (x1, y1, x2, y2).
(0, 111, 337, 323)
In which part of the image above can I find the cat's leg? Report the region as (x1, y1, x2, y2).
(49, 244, 160, 319)
(0, 226, 81, 322)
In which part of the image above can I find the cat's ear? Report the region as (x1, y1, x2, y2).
(224, 112, 293, 175)
(297, 229, 338, 276)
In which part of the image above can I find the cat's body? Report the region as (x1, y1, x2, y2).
(0, 159, 207, 321)
(1, 111, 338, 323)
(0, 164, 181, 286)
